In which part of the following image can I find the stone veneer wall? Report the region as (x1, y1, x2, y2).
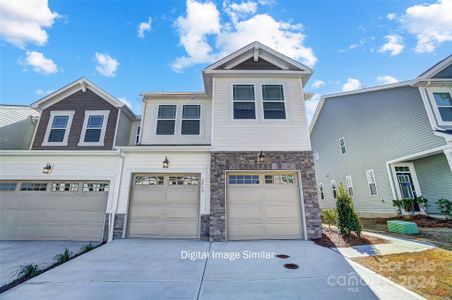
(210, 151, 322, 241)
(113, 213, 125, 239)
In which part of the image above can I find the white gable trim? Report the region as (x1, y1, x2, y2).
(418, 55, 452, 79)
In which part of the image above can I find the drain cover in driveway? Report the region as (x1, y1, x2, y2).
(284, 263, 299, 269)
(276, 254, 290, 259)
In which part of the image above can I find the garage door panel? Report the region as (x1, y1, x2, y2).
(128, 222, 164, 236)
(132, 189, 164, 203)
(228, 190, 262, 203)
(130, 205, 164, 218)
(165, 206, 198, 218)
(228, 205, 264, 219)
(166, 190, 198, 204)
(164, 223, 198, 237)
(264, 206, 300, 218)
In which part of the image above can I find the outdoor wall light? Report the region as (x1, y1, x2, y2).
(258, 150, 266, 163)
(42, 163, 53, 174)
(162, 156, 169, 168)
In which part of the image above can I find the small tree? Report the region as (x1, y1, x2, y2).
(436, 198, 451, 220)
(320, 209, 337, 229)
(336, 183, 362, 238)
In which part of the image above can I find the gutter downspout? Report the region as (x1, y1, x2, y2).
(108, 149, 125, 242)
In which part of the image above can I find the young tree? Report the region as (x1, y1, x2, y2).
(336, 183, 363, 238)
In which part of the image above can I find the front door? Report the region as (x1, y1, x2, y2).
(395, 167, 420, 211)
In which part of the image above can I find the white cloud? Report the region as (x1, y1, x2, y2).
(172, 0, 317, 71)
(224, 0, 258, 24)
(311, 80, 325, 89)
(0, 0, 59, 48)
(118, 97, 132, 108)
(338, 39, 365, 53)
(95, 52, 119, 77)
(378, 34, 404, 56)
(400, 0, 452, 53)
(305, 94, 320, 124)
(376, 75, 399, 85)
(23, 51, 58, 74)
(137, 17, 152, 38)
(35, 88, 54, 96)
(387, 13, 397, 20)
(342, 78, 362, 92)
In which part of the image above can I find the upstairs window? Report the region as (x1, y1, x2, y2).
(319, 183, 324, 200)
(79, 110, 109, 146)
(135, 125, 141, 145)
(181, 105, 201, 135)
(233, 84, 255, 119)
(43, 111, 74, 145)
(433, 91, 452, 123)
(331, 180, 337, 199)
(345, 175, 354, 197)
(262, 84, 286, 119)
(366, 169, 378, 196)
(156, 105, 176, 135)
(339, 137, 346, 154)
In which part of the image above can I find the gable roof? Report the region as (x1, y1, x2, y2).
(31, 78, 135, 118)
(417, 55, 452, 79)
(202, 41, 313, 94)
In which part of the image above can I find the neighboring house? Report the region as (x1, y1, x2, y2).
(0, 105, 39, 150)
(0, 41, 322, 242)
(310, 56, 452, 217)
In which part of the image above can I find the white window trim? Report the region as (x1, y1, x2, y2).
(231, 83, 257, 120)
(339, 137, 346, 154)
(390, 162, 422, 200)
(78, 110, 110, 146)
(331, 179, 337, 199)
(262, 83, 287, 120)
(366, 169, 379, 196)
(155, 104, 177, 135)
(42, 110, 75, 146)
(427, 87, 452, 126)
(181, 104, 201, 135)
(135, 125, 141, 145)
(345, 175, 354, 196)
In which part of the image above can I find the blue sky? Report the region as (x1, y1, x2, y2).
(1, 0, 451, 121)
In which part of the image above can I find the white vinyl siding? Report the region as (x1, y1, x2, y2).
(366, 169, 378, 196)
(212, 77, 311, 151)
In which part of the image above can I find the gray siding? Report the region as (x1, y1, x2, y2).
(32, 89, 118, 150)
(414, 153, 452, 214)
(0, 106, 39, 150)
(311, 86, 447, 215)
(115, 109, 133, 146)
(432, 64, 452, 79)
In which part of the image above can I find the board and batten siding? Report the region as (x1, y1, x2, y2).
(212, 77, 311, 151)
(311, 86, 447, 215)
(414, 153, 452, 214)
(116, 152, 211, 215)
(0, 106, 39, 150)
(140, 99, 211, 145)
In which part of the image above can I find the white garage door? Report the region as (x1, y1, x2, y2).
(0, 181, 109, 241)
(227, 172, 303, 240)
(127, 174, 199, 238)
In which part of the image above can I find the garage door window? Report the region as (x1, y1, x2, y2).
(20, 183, 48, 191)
(168, 176, 199, 185)
(228, 175, 259, 184)
(82, 183, 109, 192)
(51, 183, 79, 192)
(135, 176, 164, 185)
(0, 182, 17, 191)
(264, 174, 295, 184)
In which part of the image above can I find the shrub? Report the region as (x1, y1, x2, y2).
(415, 196, 429, 213)
(320, 209, 337, 228)
(436, 198, 451, 219)
(54, 248, 73, 264)
(15, 263, 41, 280)
(336, 183, 362, 238)
(80, 243, 96, 253)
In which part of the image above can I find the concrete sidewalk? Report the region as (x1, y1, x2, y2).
(1, 239, 423, 300)
(332, 232, 436, 258)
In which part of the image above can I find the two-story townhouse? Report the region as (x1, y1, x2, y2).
(310, 56, 452, 217)
(0, 41, 322, 242)
(0, 78, 137, 241)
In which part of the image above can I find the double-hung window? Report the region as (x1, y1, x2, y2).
(429, 88, 452, 125)
(43, 111, 75, 146)
(366, 169, 378, 196)
(135, 125, 141, 144)
(181, 105, 201, 135)
(319, 183, 324, 200)
(262, 84, 286, 119)
(345, 175, 354, 197)
(331, 180, 337, 199)
(156, 105, 176, 135)
(233, 84, 255, 119)
(79, 110, 109, 146)
(339, 137, 346, 154)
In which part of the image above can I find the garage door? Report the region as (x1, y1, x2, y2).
(0, 181, 109, 241)
(127, 174, 199, 238)
(227, 172, 303, 240)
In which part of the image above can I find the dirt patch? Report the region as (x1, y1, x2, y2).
(353, 248, 452, 300)
(313, 227, 388, 248)
(374, 215, 451, 228)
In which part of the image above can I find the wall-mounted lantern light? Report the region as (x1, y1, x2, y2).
(162, 156, 169, 168)
(258, 150, 266, 164)
(42, 163, 53, 174)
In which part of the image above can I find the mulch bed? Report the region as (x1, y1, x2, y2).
(375, 215, 452, 228)
(313, 227, 388, 248)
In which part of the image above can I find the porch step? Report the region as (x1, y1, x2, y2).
(387, 220, 419, 234)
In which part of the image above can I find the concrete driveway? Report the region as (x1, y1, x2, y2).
(1, 239, 421, 300)
(0, 241, 88, 286)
